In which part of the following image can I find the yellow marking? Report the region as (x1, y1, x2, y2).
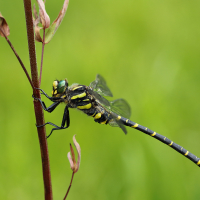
(72, 86, 83, 91)
(82, 99, 90, 101)
(77, 103, 92, 110)
(151, 132, 156, 136)
(168, 141, 173, 146)
(94, 113, 101, 119)
(100, 120, 107, 124)
(71, 92, 86, 100)
(53, 81, 58, 89)
(53, 90, 57, 95)
(61, 95, 66, 99)
(197, 160, 200, 165)
(184, 151, 189, 156)
(91, 112, 96, 117)
(132, 123, 138, 128)
(181, 147, 183, 150)
(117, 116, 121, 120)
(145, 128, 147, 130)
(126, 119, 129, 123)
(164, 137, 166, 140)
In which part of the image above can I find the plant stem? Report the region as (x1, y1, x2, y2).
(0, 26, 34, 89)
(63, 172, 75, 200)
(23, 0, 52, 200)
(39, 28, 46, 87)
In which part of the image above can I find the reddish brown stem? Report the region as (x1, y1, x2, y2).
(23, 0, 52, 200)
(63, 172, 75, 200)
(39, 28, 45, 87)
(0, 26, 34, 89)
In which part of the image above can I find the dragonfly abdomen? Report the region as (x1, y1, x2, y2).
(79, 104, 110, 125)
(117, 115, 200, 166)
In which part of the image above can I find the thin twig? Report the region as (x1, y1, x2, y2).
(39, 28, 45, 87)
(0, 26, 34, 89)
(23, 0, 52, 200)
(63, 172, 75, 200)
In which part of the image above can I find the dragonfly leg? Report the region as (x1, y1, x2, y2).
(33, 94, 69, 138)
(34, 88, 61, 102)
(42, 105, 70, 139)
(33, 94, 60, 113)
(34, 88, 52, 100)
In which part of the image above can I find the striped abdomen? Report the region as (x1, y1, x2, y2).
(117, 115, 200, 167)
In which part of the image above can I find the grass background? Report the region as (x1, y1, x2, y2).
(1, 0, 200, 199)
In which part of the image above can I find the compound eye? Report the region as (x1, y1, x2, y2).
(57, 80, 66, 93)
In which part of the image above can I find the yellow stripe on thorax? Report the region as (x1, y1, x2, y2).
(71, 92, 86, 100)
(91, 112, 96, 117)
(61, 95, 67, 99)
(77, 103, 92, 110)
(197, 160, 200, 165)
(94, 113, 101, 119)
(100, 120, 107, 124)
(72, 86, 83, 91)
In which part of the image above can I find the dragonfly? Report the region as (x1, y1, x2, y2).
(34, 74, 200, 167)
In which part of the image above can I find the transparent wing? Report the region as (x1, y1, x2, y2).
(87, 91, 131, 118)
(88, 75, 130, 134)
(110, 98, 131, 119)
(87, 89, 128, 134)
(89, 74, 113, 97)
(108, 113, 127, 134)
(87, 88, 111, 107)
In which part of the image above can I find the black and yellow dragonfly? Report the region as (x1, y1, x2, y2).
(35, 74, 200, 167)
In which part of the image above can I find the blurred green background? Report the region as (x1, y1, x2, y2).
(1, 0, 200, 199)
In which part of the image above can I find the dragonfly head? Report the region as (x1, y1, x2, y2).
(52, 79, 68, 97)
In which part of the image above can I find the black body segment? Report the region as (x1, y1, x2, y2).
(67, 84, 112, 126)
(118, 115, 200, 166)
(35, 74, 200, 167)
